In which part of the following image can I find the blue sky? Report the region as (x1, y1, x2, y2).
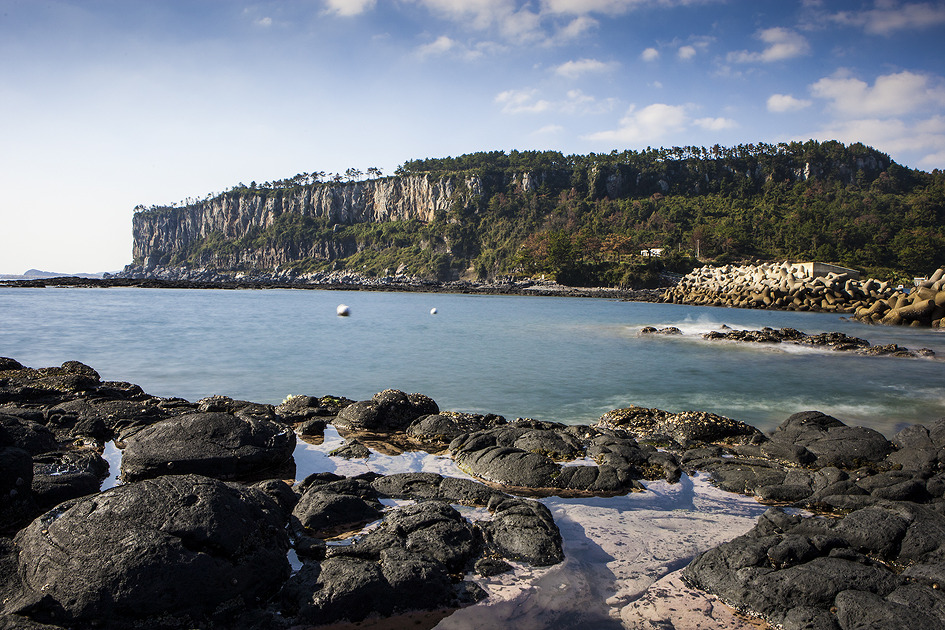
(2, 0, 944, 274)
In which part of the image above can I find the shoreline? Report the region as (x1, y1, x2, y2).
(0, 275, 665, 301)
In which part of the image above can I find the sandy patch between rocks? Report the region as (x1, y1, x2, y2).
(436, 473, 771, 629)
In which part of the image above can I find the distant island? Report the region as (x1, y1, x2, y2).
(120, 140, 944, 288)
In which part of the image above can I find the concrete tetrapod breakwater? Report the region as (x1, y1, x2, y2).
(661, 262, 896, 314)
(853, 267, 945, 328)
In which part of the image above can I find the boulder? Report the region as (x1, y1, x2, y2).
(292, 481, 383, 538)
(120, 411, 296, 481)
(769, 411, 893, 468)
(282, 500, 482, 625)
(596, 405, 763, 445)
(480, 495, 564, 566)
(334, 389, 439, 432)
(0, 361, 101, 406)
(406, 411, 506, 444)
(371, 472, 500, 506)
(10, 474, 289, 626)
(449, 423, 667, 494)
(281, 551, 455, 625)
(684, 501, 945, 628)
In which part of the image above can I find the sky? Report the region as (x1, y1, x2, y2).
(1, 0, 944, 274)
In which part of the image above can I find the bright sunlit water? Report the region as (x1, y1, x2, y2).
(2, 286, 944, 436)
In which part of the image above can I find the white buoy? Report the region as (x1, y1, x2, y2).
(336, 304, 350, 317)
(430, 307, 437, 315)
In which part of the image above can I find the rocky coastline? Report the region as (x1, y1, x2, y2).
(7, 262, 945, 330)
(3, 357, 945, 629)
(642, 325, 937, 358)
(0, 270, 664, 302)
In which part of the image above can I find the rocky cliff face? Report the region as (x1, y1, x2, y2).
(132, 174, 481, 268)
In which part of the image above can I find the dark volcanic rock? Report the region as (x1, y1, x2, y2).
(283, 500, 481, 625)
(275, 394, 354, 423)
(449, 422, 673, 494)
(0, 446, 35, 531)
(769, 411, 893, 468)
(31, 449, 108, 511)
(640, 326, 682, 335)
(280, 472, 561, 625)
(281, 551, 455, 625)
(42, 396, 181, 442)
(371, 472, 500, 506)
(480, 495, 564, 566)
(701, 327, 934, 358)
(0, 416, 57, 455)
(10, 474, 290, 626)
(406, 411, 507, 444)
(684, 501, 945, 628)
(292, 480, 383, 538)
(0, 361, 101, 406)
(120, 411, 296, 481)
(595, 405, 763, 445)
(334, 389, 438, 432)
(699, 458, 788, 495)
(329, 438, 372, 459)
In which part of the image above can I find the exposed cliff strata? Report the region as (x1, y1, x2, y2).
(132, 174, 481, 269)
(124, 142, 906, 283)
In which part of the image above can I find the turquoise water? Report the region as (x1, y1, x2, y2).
(2, 286, 944, 436)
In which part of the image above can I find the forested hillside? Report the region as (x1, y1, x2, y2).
(134, 140, 945, 287)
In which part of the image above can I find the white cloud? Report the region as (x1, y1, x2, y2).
(556, 16, 599, 40)
(256, 17, 273, 27)
(416, 35, 457, 58)
(641, 47, 660, 61)
(495, 89, 552, 114)
(694, 116, 737, 130)
(767, 93, 813, 112)
(323, 0, 377, 17)
(728, 27, 810, 63)
(831, 1, 945, 35)
(808, 115, 945, 161)
(495, 88, 615, 115)
(585, 103, 690, 143)
(413, 0, 544, 42)
(918, 149, 945, 170)
(561, 89, 617, 114)
(541, 0, 716, 15)
(677, 45, 696, 60)
(554, 58, 618, 78)
(811, 70, 945, 117)
(534, 124, 565, 135)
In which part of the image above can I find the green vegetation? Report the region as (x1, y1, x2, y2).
(140, 140, 945, 285)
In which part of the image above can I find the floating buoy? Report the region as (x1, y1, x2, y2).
(336, 304, 350, 317)
(430, 307, 437, 315)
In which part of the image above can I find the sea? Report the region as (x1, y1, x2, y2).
(2, 286, 944, 437)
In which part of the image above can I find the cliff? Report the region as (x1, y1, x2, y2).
(124, 141, 943, 284)
(132, 174, 482, 269)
